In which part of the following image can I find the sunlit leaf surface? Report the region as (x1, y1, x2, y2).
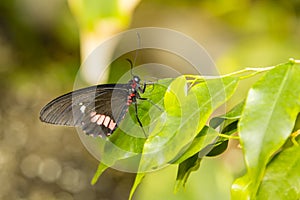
(256, 144, 300, 200)
(232, 61, 300, 199)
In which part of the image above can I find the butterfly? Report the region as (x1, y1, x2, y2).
(39, 75, 148, 138)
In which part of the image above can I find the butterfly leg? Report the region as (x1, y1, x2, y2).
(134, 102, 147, 138)
(141, 83, 146, 93)
(138, 97, 163, 112)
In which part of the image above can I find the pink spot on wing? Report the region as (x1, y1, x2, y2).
(108, 120, 116, 130)
(103, 116, 110, 127)
(91, 114, 100, 123)
(97, 115, 105, 125)
(90, 111, 97, 117)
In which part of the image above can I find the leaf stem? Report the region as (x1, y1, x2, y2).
(185, 66, 275, 81)
(291, 129, 300, 146)
(223, 66, 275, 80)
(185, 58, 299, 82)
(218, 133, 240, 140)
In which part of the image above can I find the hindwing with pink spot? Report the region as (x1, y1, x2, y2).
(90, 111, 117, 133)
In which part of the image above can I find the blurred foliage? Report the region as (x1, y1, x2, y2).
(0, 0, 79, 93)
(0, 0, 299, 199)
(68, 0, 138, 31)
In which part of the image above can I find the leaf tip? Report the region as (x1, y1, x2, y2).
(90, 162, 108, 185)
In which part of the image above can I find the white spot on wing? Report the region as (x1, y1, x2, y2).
(80, 105, 86, 113)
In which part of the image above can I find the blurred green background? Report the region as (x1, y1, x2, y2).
(0, 0, 299, 199)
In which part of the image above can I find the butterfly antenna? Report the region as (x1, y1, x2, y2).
(132, 32, 141, 68)
(126, 58, 134, 77)
(127, 32, 141, 78)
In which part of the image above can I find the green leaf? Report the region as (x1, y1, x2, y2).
(91, 162, 108, 185)
(206, 121, 238, 157)
(175, 153, 201, 193)
(138, 76, 196, 171)
(209, 101, 244, 129)
(173, 126, 219, 192)
(171, 126, 219, 164)
(207, 101, 244, 156)
(256, 144, 300, 200)
(91, 76, 238, 185)
(206, 140, 229, 157)
(137, 76, 239, 172)
(232, 61, 300, 199)
(164, 76, 187, 116)
(129, 173, 145, 200)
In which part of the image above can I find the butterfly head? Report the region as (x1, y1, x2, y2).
(133, 75, 140, 84)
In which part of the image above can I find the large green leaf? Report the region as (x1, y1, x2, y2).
(127, 76, 238, 198)
(137, 76, 239, 172)
(172, 80, 240, 191)
(138, 76, 199, 171)
(91, 75, 238, 185)
(232, 61, 300, 199)
(256, 144, 300, 200)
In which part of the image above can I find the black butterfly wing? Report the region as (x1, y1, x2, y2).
(40, 84, 130, 136)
